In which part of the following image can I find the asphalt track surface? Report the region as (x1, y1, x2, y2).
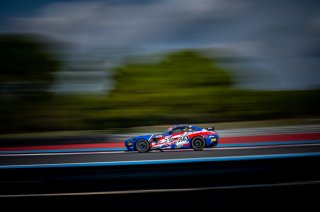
(1, 126, 319, 210)
(1, 143, 320, 210)
(1, 144, 320, 167)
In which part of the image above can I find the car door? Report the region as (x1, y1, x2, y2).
(171, 127, 188, 148)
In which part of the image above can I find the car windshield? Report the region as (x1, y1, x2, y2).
(163, 127, 172, 136)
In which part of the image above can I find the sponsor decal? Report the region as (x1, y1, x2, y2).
(175, 134, 188, 148)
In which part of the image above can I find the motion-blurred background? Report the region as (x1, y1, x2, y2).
(1, 0, 320, 134)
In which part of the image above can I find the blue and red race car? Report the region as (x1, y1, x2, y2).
(125, 124, 219, 153)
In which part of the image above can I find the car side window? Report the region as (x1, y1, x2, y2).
(187, 127, 198, 132)
(172, 128, 183, 134)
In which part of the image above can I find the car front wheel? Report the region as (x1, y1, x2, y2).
(135, 140, 150, 153)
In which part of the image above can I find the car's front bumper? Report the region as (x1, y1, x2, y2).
(125, 139, 135, 151)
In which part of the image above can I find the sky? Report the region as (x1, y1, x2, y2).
(1, 0, 320, 91)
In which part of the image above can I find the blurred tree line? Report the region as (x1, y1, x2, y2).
(0, 34, 319, 133)
(98, 51, 320, 128)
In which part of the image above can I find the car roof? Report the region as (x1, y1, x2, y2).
(172, 124, 193, 128)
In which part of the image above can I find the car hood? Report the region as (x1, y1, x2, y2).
(131, 133, 163, 141)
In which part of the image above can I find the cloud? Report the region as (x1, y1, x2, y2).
(3, 0, 320, 90)
(7, 0, 246, 48)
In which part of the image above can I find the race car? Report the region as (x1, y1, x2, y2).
(124, 124, 219, 153)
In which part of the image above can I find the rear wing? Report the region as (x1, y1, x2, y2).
(206, 127, 215, 131)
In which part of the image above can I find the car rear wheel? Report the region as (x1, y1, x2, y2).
(191, 137, 205, 151)
(135, 140, 150, 153)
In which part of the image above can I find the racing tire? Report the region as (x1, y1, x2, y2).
(191, 137, 205, 151)
(135, 140, 150, 153)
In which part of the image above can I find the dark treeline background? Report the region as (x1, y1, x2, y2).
(1, 34, 319, 133)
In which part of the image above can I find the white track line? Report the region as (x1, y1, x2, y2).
(209, 143, 320, 150)
(0, 143, 319, 157)
(1, 180, 319, 198)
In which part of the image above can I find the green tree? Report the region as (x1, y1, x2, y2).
(100, 50, 320, 129)
(0, 34, 60, 99)
(102, 50, 233, 127)
(0, 34, 61, 133)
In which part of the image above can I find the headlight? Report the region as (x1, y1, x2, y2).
(125, 138, 133, 146)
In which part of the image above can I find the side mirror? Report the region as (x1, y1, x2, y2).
(207, 127, 215, 131)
